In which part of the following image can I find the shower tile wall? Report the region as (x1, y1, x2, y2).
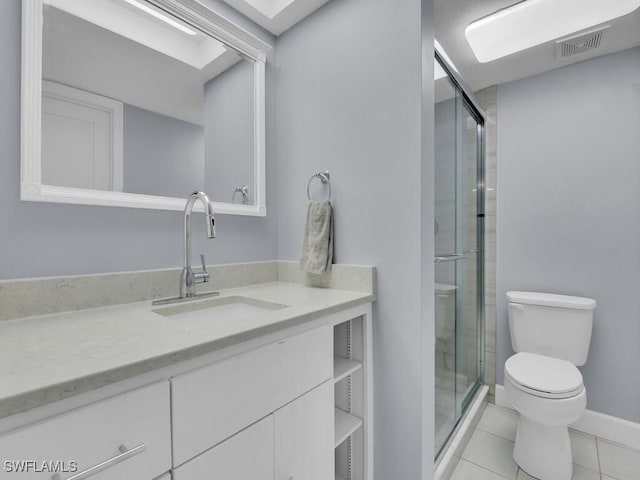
(476, 86, 497, 396)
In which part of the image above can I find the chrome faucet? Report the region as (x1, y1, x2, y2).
(180, 191, 216, 298)
(152, 191, 219, 306)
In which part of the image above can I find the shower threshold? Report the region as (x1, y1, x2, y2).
(434, 385, 489, 480)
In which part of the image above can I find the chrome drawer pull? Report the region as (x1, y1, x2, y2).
(51, 443, 145, 480)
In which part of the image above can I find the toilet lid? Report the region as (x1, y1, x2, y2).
(505, 352, 584, 399)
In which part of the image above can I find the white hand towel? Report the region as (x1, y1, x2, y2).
(300, 200, 333, 274)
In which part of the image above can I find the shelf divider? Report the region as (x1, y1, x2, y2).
(334, 408, 363, 448)
(333, 356, 362, 383)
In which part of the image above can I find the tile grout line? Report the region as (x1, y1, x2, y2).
(475, 424, 516, 443)
(566, 430, 601, 475)
(468, 426, 516, 445)
(593, 437, 624, 480)
(475, 405, 519, 442)
(461, 427, 518, 480)
(474, 408, 604, 479)
(594, 435, 603, 475)
(595, 434, 640, 454)
(472, 405, 640, 480)
(458, 455, 515, 480)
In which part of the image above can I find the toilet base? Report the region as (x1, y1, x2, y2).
(513, 415, 572, 480)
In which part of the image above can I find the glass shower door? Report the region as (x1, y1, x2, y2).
(434, 57, 484, 458)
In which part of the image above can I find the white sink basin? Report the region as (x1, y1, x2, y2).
(152, 296, 287, 330)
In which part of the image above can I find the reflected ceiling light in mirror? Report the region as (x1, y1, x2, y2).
(465, 0, 640, 63)
(120, 0, 197, 35)
(45, 0, 227, 70)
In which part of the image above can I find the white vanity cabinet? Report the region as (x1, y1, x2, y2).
(0, 382, 171, 480)
(171, 325, 333, 466)
(170, 325, 335, 477)
(0, 303, 373, 480)
(173, 380, 333, 480)
(170, 307, 372, 480)
(172, 415, 274, 480)
(274, 380, 334, 480)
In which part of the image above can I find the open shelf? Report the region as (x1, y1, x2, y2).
(334, 356, 362, 383)
(334, 408, 363, 448)
(334, 311, 370, 480)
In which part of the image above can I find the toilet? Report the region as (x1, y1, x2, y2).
(505, 291, 596, 480)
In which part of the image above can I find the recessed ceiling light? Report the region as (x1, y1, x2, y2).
(465, 0, 640, 63)
(121, 0, 197, 36)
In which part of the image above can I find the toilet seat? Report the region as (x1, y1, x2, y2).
(505, 352, 584, 399)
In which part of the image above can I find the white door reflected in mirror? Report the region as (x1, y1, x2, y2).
(42, 81, 124, 192)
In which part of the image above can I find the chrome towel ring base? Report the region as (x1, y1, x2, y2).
(307, 170, 332, 201)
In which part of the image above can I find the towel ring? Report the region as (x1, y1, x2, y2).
(232, 185, 249, 204)
(307, 171, 331, 201)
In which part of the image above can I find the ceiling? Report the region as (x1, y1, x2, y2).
(220, 0, 331, 35)
(434, 0, 640, 93)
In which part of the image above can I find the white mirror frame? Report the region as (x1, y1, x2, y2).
(21, 0, 269, 216)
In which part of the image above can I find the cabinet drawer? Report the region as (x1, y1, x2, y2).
(172, 326, 332, 465)
(275, 381, 334, 480)
(0, 382, 171, 480)
(173, 416, 273, 480)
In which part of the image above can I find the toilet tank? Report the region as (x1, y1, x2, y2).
(507, 291, 596, 366)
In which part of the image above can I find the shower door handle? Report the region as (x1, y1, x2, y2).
(434, 254, 467, 263)
(434, 250, 478, 263)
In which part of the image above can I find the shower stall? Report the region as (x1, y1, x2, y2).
(433, 47, 485, 458)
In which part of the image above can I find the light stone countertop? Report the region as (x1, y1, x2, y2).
(0, 281, 375, 419)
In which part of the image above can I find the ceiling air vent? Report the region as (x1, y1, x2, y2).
(556, 26, 609, 59)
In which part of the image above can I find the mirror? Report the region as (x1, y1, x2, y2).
(21, 0, 268, 215)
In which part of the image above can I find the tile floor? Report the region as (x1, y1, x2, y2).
(450, 404, 640, 480)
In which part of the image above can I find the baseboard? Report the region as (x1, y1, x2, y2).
(494, 384, 511, 409)
(495, 384, 640, 451)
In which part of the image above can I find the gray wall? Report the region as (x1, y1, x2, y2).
(274, 0, 434, 477)
(203, 60, 255, 205)
(0, 0, 277, 280)
(125, 57, 255, 202)
(123, 104, 204, 198)
(2, 0, 439, 476)
(496, 47, 640, 422)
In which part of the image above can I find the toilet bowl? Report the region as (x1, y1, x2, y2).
(505, 352, 586, 480)
(504, 291, 596, 480)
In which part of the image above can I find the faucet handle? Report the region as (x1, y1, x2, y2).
(193, 254, 210, 284)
